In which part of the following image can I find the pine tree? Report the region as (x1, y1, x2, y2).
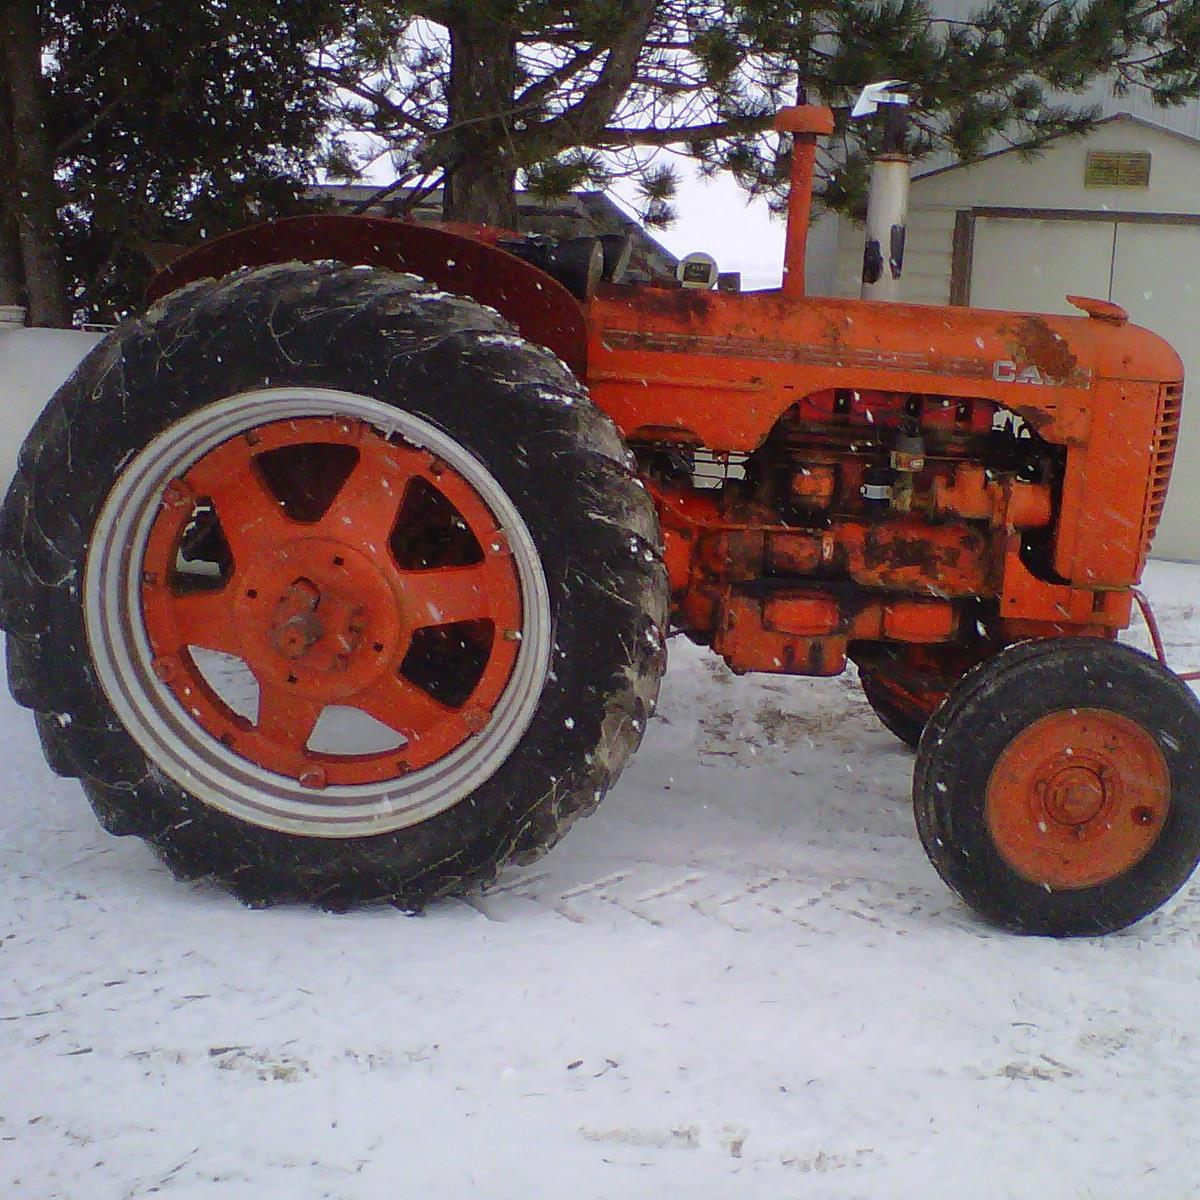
(1, 0, 346, 322)
(2, 0, 71, 325)
(324, 0, 1200, 226)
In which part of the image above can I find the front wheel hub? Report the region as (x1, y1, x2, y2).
(1042, 765, 1106, 826)
(985, 708, 1170, 889)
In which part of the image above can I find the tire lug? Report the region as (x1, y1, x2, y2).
(299, 765, 327, 790)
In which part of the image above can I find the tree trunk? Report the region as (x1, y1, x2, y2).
(2, 0, 69, 327)
(442, 10, 519, 227)
(0, 65, 25, 308)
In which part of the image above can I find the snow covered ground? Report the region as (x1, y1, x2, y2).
(4, 562, 1200, 1199)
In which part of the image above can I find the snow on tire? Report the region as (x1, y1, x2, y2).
(0, 263, 667, 908)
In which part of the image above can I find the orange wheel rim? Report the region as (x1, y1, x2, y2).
(139, 416, 524, 787)
(985, 708, 1170, 889)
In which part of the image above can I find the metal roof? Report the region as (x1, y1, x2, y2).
(306, 184, 679, 283)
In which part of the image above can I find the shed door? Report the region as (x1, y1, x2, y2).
(969, 214, 1200, 561)
(970, 217, 1115, 316)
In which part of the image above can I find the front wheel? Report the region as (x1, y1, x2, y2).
(914, 639, 1200, 935)
(1, 264, 667, 908)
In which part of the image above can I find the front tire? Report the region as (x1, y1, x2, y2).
(914, 639, 1200, 935)
(1, 263, 667, 908)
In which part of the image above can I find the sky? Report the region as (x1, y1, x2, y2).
(349, 142, 801, 293)
(611, 165, 788, 291)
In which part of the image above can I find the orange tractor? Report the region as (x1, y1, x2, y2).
(3, 102, 1198, 935)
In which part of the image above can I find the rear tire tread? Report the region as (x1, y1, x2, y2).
(2, 263, 667, 910)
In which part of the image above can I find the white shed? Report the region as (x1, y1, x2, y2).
(829, 114, 1200, 561)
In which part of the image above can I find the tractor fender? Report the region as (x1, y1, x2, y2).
(146, 214, 588, 374)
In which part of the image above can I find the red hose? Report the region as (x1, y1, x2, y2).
(1132, 587, 1200, 681)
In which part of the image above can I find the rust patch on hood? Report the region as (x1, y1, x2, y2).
(1008, 316, 1079, 381)
(628, 286, 713, 324)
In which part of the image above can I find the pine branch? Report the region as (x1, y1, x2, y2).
(514, 44, 605, 111)
(56, 91, 127, 157)
(597, 113, 776, 148)
(404, 1, 454, 24)
(315, 64, 437, 134)
(532, 0, 658, 147)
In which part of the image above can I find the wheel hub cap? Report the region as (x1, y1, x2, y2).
(239, 539, 400, 701)
(985, 707, 1170, 889)
(1043, 765, 1106, 826)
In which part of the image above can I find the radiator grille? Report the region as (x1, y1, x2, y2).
(1139, 381, 1183, 567)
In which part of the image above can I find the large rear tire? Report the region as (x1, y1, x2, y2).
(0, 263, 667, 908)
(914, 639, 1200, 935)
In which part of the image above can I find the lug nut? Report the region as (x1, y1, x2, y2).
(152, 656, 178, 683)
(299, 765, 327, 790)
(161, 480, 192, 509)
(462, 707, 489, 733)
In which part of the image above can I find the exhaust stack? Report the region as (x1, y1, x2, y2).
(853, 81, 912, 302)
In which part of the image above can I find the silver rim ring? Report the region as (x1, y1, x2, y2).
(84, 387, 552, 838)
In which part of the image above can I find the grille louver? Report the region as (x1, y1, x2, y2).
(1139, 382, 1182, 567)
